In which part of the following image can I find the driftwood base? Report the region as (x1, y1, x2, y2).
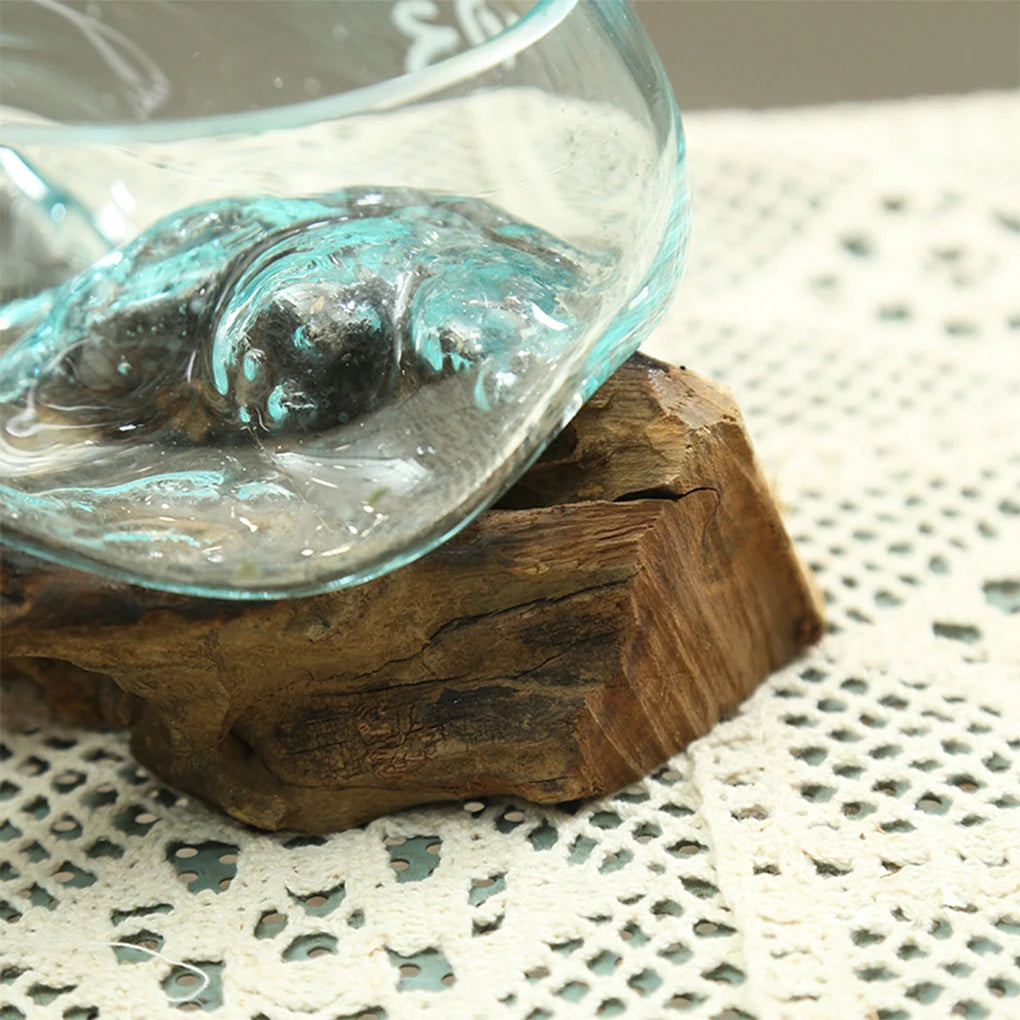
(1, 355, 823, 832)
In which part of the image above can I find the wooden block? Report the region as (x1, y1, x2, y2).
(0, 354, 824, 832)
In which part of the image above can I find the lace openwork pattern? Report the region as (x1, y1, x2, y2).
(2, 93, 1018, 1020)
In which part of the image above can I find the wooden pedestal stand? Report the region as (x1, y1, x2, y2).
(1, 355, 823, 832)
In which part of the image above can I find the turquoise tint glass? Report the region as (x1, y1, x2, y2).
(0, 0, 689, 598)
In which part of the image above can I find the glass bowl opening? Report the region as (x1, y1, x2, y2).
(0, 0, 577, 143)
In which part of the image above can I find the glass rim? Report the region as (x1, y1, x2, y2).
(0, 0, 580, 146)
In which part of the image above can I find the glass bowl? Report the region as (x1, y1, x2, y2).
(0, 0, 689, 598)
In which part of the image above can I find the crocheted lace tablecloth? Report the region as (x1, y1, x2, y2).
(2, 92, 1018, 1020)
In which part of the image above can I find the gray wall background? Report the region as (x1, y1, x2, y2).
(632, 0, 1020, 109)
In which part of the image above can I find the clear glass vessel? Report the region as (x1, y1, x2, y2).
(0, 0, 689, 598)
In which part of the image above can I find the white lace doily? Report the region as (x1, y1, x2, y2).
(2, 92, 1019, 1020)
